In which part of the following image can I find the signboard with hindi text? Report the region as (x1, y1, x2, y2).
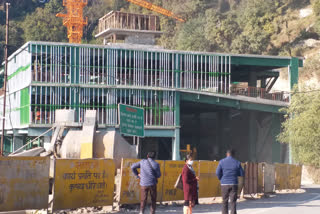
(53, 159, 115, 211)
(119, 104, 144, 137)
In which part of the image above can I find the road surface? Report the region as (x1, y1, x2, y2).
(118, 184, 320, 214)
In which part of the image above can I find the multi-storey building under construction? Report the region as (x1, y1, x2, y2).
(0, 12, 303, 162)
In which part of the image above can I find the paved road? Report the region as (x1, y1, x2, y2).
(119, 185, 320, 214)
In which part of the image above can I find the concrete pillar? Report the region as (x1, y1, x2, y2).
(248, 111, 257, 162)
(261, 78, 267, 88)
(172, 128, 180, 160)
(288, 57, 299, 164)
(289, 57, 299, 90)
(248, 72, 257, 87)
(271, 113, 281, 163)
(173, 92, 181, 160)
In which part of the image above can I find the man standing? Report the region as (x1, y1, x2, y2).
(131, 151, 161, 214)
(216, 149, 244, 214)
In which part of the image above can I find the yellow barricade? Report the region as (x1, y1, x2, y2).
(275, 163, 290, 190)
(53, 159, 115, 211)
(162, 160, 199, 202)
(119, 158, 165, 204)
(289, 165, 302, 190)
(258, 163, 264, 193)
(0, 157, 50, 212)
(198, 161, 220, 198)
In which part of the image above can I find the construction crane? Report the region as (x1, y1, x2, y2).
(126, 0, 185, 22)
(57, 0, 184, 44)
(56, 0, 88, 44)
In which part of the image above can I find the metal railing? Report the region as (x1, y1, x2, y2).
(231, 86, 290, 103)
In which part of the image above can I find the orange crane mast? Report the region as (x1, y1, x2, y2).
(56, 0, 88, 44)
(126, 0, 185, 22)
(57, 0, 184, 44)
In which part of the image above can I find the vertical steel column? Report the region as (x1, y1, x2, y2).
(35, 44, 38, 82)
(133, 50, 136, 86)
(146, 52, 149, 87)
(45, 45, 48, 82)
(229, 55, 231, 94)
(155, 52, 157, 87)
(40, 45, 42, 82)
(220, 56, 223, 93)
(129, 50, 131, 85)
(106, 49, 109, 85)
(98, 48, 100, 84)
(120, 49, 123, 85)
(204, 56, 207, 89)
(225, 55, 227, 94)
(196, 55, 199, 90)
(171, 54, 174, 88)
(151, 52, 153, 86)
(125, 50, 127, 85)
(64, 46, 67, 84)
(208, 55, 211, 89)
(103, 48, 105, 85)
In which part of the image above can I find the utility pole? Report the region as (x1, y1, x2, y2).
(1, 2, 10, 156)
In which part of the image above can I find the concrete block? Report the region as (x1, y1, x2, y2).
(55, 109, 75, 124)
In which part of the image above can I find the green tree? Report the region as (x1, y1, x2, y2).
(22, 6, 66, 42)
(84, 0, 113, 43)
(205, 10, 240, 52)
(313, 0, 320, 16)
(175, 16, 211, 52)
(278, 86, 320, 167)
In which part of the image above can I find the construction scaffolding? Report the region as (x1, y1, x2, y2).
(1, 41, 295, 131)
(98, 11, 161, 33)
(30, 43, 231, 91)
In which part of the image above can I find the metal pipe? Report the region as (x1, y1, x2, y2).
(220, 56, 223, 93)
(225, 56, 227, 93)
(229, 56, 231, 94)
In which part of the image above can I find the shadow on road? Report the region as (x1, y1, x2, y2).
(117, 185, 320, 213)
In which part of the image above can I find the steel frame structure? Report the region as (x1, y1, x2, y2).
(0, 41, 301, 133)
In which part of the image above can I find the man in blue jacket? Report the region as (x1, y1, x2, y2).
(216, 149, 244, 214)
(131, 151, 161, 214)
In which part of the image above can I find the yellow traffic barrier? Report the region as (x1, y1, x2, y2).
(289, 165, 302, 190)
(0, 157, 50, 212)
(258, 163, 264, 193)
(162, 160, 199, 202)
(275, 163, 291, 190)
(119, 158, 165, 204)
(53, 159, 115, 211)
(198, 161, 220, 198)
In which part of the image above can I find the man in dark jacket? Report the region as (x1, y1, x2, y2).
(131, 151, 161, 214)
(216, 149, 244, 214)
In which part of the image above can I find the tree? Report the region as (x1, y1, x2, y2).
(314, 0, 320, 16)
(278, 86, 320, 167)
(175, 16, 212, 52)
(205, 10, 240, 52)
(83, 0, 113, 43)
(22, 6, 66, 42)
